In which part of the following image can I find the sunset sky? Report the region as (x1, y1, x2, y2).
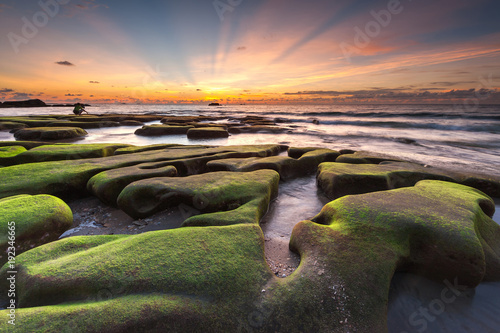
(0, 0, 499, 104)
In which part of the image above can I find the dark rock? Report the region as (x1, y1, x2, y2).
(14, 127, 88, 141)
(0, 99, 47, 108)
(135, 125, 194, 136)
(187, 127, 229, 139)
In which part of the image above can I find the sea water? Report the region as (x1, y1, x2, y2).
(2, 103, 499, 175)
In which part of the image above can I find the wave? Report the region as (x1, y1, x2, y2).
(301, 119, 500, 133)
(301, 110, 500, 121)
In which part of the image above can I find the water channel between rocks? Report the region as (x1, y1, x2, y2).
(260, 175, 330, 277)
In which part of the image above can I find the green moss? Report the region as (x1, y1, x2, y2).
(317, 162, 456, 200)
(0, 145, 282, 200)
(14, 127, 88, 141)
(0, 194, 73, 265)
(117, 170, 280, 221)
(2, 143, 131, 166)
(0, 121, 27, 130)
(0, 224, 272, 307)
(88, 164, 177, 206)
(0, 146, 27, 161)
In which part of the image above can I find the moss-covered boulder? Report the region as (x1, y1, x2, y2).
(88, 164, 177, 206)
(187, 127, 229, 139)
(0, 144, 282, 200)
(207, 149, 339, 179)
(46, 121, 121, 129)
(287, 147, 323, 158)
(336, 151, 404, 164)
(2, 143, 131, 166)
(0, 117, 63, 128)
(117, 170, 280, 224)
(207, 156, 297, 176)
(287, 180, 500, 331)
(135, 125, 194, 136)
(317, 162, 456, 200)
(14, 127, 88, 141)
(0, 122, 27, 130)
(0, 146, 27, 161)
(0, 194, 73, 265)
(0, 224, 276, 331)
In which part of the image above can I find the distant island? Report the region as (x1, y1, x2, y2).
(0, 99, 90, 108)
(208, 102, 221, 106)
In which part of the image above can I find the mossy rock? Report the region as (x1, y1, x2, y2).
(288, 180, 500, 331)
(47, 121, 121, 129)
(88, 164, 178, 206)
(287, 147, 323, 158)
(0, 144, 282, 200)
(0, 122, 27, 130)
(0, 146, 27, 161)
(0, 141, 61, 150)
(207, 149, 339, 179)
(207, 156, 297, 176)
(14, 127, 88, 141)
(114, 144, 186, 155)
(135, 125, 194, 136)
(187, 127, 229, 139)
(317, 162, 456, 200)
(119, 120, 144, 126)
(0, 224, 272, 308)
(336, 151, 405, 164)
(0, 117, 63, 127)
(117, 170, 279, 221)
(0, 194, 73, 265)
(2, 143, 131, 166)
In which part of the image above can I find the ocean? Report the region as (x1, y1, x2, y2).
(2, 103, 500, 332)
(2, 103, 499, 176)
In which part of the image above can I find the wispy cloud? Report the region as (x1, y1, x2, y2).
(55, 61, 75, 66)
(0, 88, 14, 94)
(89, 81, 100, 84)
(283, 88, 500, 103)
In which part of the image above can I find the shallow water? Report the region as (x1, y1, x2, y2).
(260, 175, 330, 275)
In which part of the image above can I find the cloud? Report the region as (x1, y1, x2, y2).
(55, 61, 75, 66)
(11, 92, 32, 100)
(283, 88, 500, 102)
(237, 46, 247, 51)
(196, 89, 202, 91)
(0, 88, 14, 94)
(65, 93, 83, 97)
(430, 81, 476, 86)
(89, 81, 100, 84)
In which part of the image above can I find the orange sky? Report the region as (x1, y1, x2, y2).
(1, 0, 499, 104)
